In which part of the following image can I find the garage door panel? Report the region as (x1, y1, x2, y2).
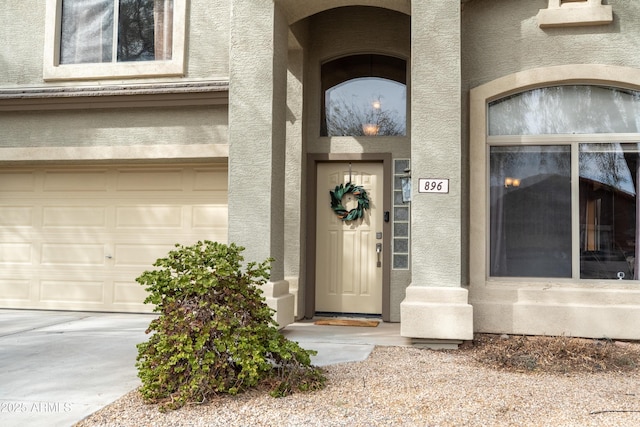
(43, 206, 108, 228)
(0, 279, 31, 300)
(192, 205, 228, 228)
(113, 281, 150, 306)
(41, 243, 106, 266)
(194, 168, 228, 191)
(115, 205, 184, 229)
(116, 169, 184, 191)
(0, 206, 34, 226)
(43, 171, 109, 192)
(114, 243, 177, 267)
(0, 243, 33, 264)
(0, 172, 36, 191)
(40, 280, 104, 303)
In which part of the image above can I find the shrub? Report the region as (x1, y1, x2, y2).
(135, 240, 325, 410)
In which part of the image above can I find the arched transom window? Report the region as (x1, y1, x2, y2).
(321, 54, 407, 137)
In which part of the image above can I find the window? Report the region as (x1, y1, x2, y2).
(321, 55, 407, 137)
(490, 146, 572, 277)
(44, 0, 186, 80)
(488, 85, 640, 280)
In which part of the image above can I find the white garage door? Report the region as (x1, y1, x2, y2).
(0, 163, 228, 313)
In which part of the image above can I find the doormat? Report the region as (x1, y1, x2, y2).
(314, 319, 379, 327)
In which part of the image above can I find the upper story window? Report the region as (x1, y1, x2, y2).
(44, 0, 186, 80)
(321, 54, 407, 137)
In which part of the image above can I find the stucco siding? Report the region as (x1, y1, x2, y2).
(462, 0, 640, 91)
(0, 106, 228, 148)
(0, 4, 44, 85)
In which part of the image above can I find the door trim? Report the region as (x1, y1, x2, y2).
(305, 153, 392, 321)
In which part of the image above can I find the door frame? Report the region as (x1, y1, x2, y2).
(305, 153, 392, 321)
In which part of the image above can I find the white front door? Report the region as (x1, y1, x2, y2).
(315, 162, 384, 314)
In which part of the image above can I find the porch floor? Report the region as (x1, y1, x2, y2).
(280, 318, 411, 366)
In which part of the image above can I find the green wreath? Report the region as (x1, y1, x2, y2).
(330, 182, 370, 221)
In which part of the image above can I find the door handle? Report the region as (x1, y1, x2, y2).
(376, 243, 382, 267)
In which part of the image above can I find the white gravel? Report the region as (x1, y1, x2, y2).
(74, 346, 640, 427)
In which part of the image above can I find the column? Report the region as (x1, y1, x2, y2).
(229, 1, 294, 327)
(400, 1, 473, 341)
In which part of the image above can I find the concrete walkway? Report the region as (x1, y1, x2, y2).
(0, 310, 408, 427)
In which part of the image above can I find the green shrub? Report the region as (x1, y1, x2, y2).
(135, 240, 325, 410)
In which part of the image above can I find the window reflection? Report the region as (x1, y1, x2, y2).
(321, 54, 407, 137)
(580, 143, 640, 280)
(489, 86, 640, 135)
(325, 78, 406, 136)
(490, 146, 572, 277)
(60, 0, 173, 64)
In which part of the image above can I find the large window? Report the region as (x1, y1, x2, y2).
(489, 85, 640, 280)
(44, 0, 186, 80)
(321, 55, 407, 137)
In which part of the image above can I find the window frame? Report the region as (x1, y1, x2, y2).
(43, 0, 187, 81)
(470, 65, 640, 289)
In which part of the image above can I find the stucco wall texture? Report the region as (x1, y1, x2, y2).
(0, 106, 228, 148)
(462, 0, 640, 91)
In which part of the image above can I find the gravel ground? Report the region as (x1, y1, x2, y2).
(75, 346, 640, 427)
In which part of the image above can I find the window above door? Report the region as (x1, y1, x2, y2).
(43, 0, 186, 81)
(321, 54, 407, 137)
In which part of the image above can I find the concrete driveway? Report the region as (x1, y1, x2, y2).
(0, 310, 409, 426)
(0, 309, 153, 427)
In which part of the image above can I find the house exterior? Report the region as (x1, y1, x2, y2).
(2, 0, 640, 342)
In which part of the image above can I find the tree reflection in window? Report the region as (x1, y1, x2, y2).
(118, 0, 155, 61)
(489, 85, 640, 135)
(60, 0, 173, 64)
(580, 143, 640, 280)
(321, 55, 407, 137)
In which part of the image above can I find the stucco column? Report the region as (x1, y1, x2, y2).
(229, 1, 294, 327)
(400, 1, 473, 341)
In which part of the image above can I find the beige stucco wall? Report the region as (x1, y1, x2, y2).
(462, 0, 640, 90)
(0, 0, 230, 87)
(0, 106, 228, 148)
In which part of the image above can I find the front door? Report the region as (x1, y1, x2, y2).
(315, 162, 384, 314)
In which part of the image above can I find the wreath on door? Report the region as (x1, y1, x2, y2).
(330, 182, 370, 221)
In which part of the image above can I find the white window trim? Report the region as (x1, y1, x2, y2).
(470, 65, 640, 289)
(43, 0, 187, 81)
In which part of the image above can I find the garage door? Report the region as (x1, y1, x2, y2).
(0, 163, 228, 313)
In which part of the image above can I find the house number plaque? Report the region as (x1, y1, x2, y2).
(418, 178, 449, 194)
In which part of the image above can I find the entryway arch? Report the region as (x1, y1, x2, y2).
(291, 6, 410, 321)
(275, 0, 410, 25)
